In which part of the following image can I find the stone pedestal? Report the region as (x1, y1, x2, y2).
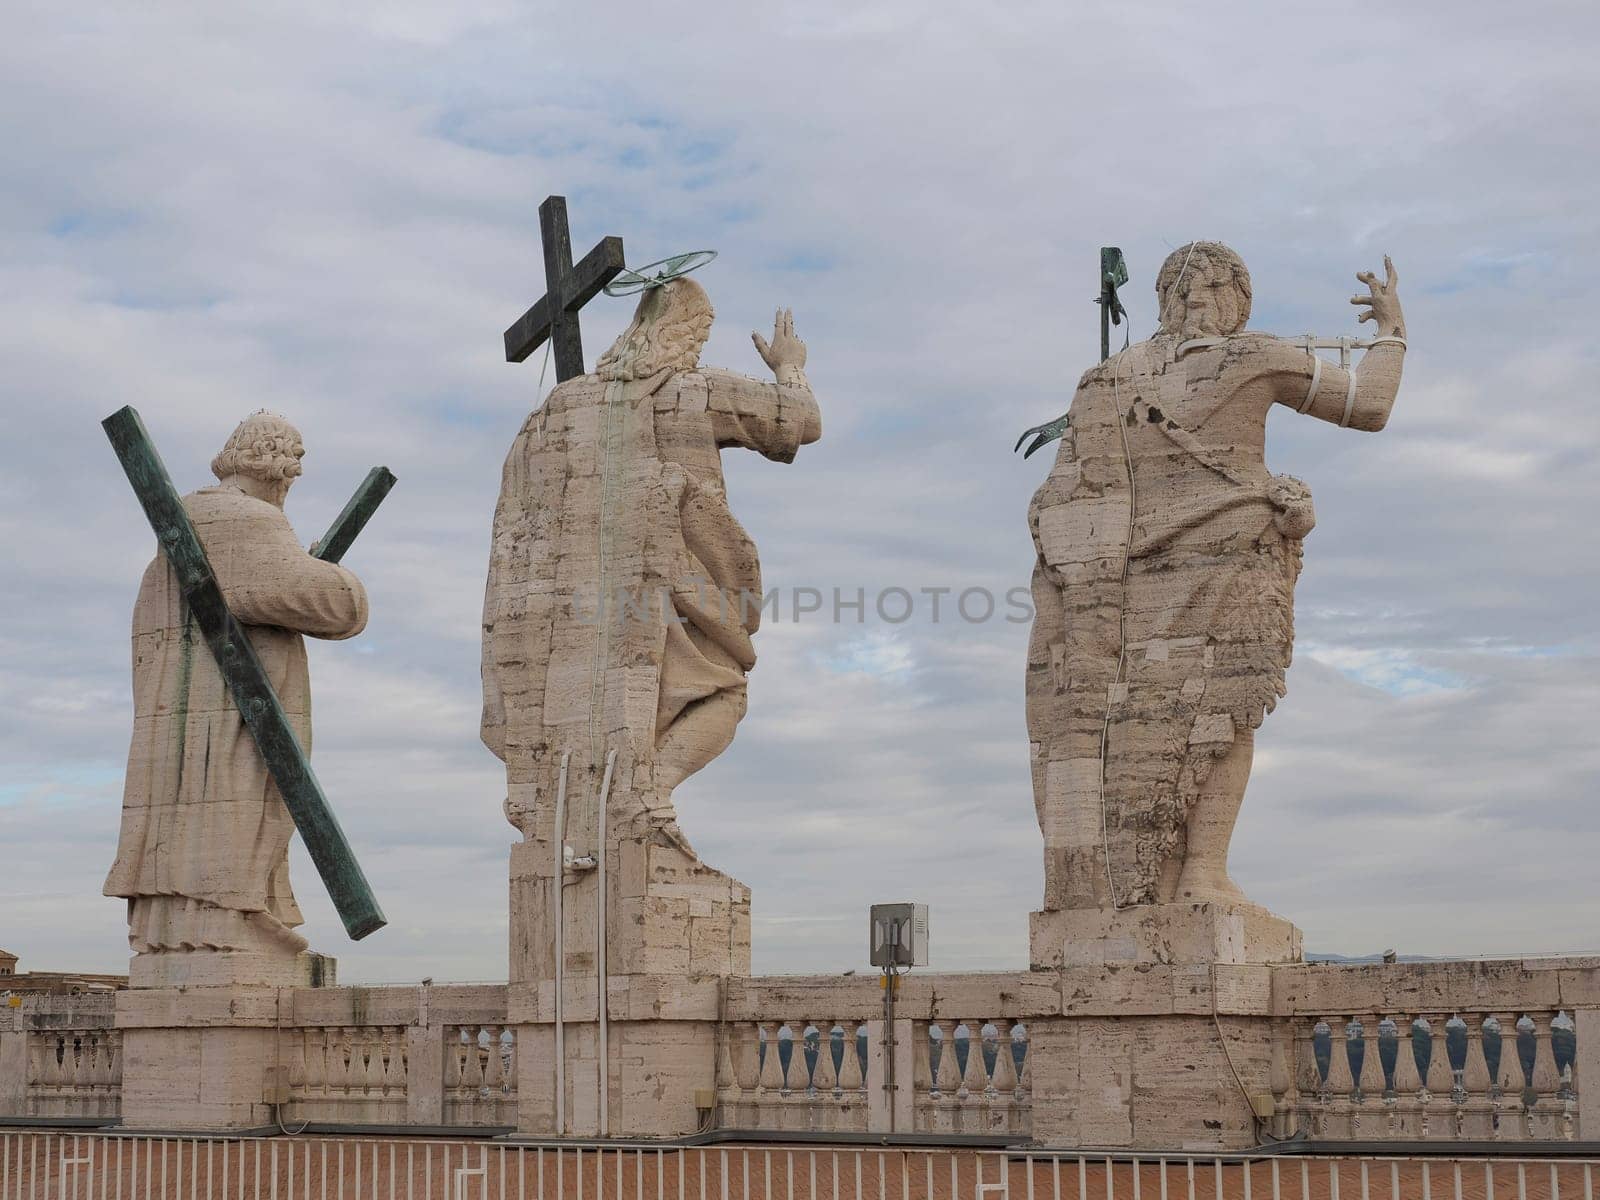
(508, 829, 749, 1137)
(115, 952, 334, 1132)
(1030, 901, 1302, 969)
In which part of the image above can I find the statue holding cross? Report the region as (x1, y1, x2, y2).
(102, 409, 392, 987)
(484, 199, 820, 1027)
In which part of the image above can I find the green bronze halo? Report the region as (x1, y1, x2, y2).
(603, 249, 717, 296)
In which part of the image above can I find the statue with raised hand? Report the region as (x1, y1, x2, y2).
(482, 279, 821, 850)
(1020, 243, 1405, 939)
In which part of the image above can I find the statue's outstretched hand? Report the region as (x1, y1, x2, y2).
(753, 308, 806, 374)
(1351, 256, 1405, 338)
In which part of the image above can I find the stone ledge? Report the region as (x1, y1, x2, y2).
(115, 985, 285, 1029)
(1031, 902, 1303, 968)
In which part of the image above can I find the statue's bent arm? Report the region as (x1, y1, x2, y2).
(703, 367, 821, 461)
(1258, 340, 1407, 433)
(211, 500, 369, 639)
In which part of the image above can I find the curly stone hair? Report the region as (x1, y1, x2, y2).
(596, 277, 714, 382)
(1155, 241, 1253, 334)
(210, 411, 304, 483)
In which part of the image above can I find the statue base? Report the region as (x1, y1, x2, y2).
(129, 949, 336, 989)
(1030, 901, 1302, 968)
(507, 828, 749, 1137)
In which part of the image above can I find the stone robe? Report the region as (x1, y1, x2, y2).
(103, 487, 369, 954)
(1028, 333, 1321, 906)
(481, 366, 818, 842)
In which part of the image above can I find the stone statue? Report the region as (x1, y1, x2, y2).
(481, 278, 819, 849)
(1023, 242, 1405, 957)
(103, 413, 369, 980)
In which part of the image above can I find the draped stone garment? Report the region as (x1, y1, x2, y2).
(1027, 334, 1312, 907)
(481, 366, 818, 841)
(103, 487, 369, 954)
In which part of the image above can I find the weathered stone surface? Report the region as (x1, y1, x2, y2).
(1033, 900, 1302, 969)
(1024, 244, 1405, 930)
(104, 412, 368, 985)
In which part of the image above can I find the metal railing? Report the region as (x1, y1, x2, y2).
(5, 1131, 1600, 1200)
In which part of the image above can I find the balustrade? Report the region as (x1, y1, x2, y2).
(913, 1019, 1029, 1136)
(716, 1019, 870, 1132)
(1293, 1010, 1579, 1140)
(443, 1024, 517, 1126)
(25, 1029, 121, 1119)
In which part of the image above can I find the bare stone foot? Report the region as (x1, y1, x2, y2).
(1174, 869, 1247, 905)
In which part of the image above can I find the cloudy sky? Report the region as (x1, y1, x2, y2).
(3, 0, 1596, 983)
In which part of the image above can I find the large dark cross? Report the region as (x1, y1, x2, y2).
(103, 406, 395, 941)
(502, 195, 626, 381)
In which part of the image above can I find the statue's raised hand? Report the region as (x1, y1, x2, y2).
(1351, 256, 1405, 338)
(753, 308, 806, 374)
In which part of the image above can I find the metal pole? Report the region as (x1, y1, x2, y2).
(1100, 277, 1111, 363)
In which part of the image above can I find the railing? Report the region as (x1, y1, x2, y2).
(443, 1024, 517, 1127)
(6, 1132, 1600, 1200)
(280, 1020, 517, 1128)
(1291, 1010, 1579, 1140)
(25, 1030, 122, 1120)
(718, 1019, 873, 1132)
(914, 1020, 1030, 1137)
(714, 1014, 1031, 1137)
(287, 1025, 410, 1126)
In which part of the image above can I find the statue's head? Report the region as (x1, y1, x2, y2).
(596, 277, 714, 382)
(210, 411, 304, 507)
(1155, 241, 1252, 337)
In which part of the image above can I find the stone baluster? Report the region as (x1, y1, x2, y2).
(484, 1026, 505, 1092)
(757, 1022, 784, 1099)
(961, 1020, 988, 1101)
(991, 1023, 1019, 1101)
(299, 1029, 324, 1097)
(107, 1032, 123, 1089)
(35, 1034, 61, 1090)
(1014, 1025, 1032, 1102)
(715, 1022, 739, 1117)
(837, 1021, 863, 1098)
(732, 1022, 761, 1121)
(444, 1027, 466, 1097)
(340, 1027, 363, 1095)
(912, 1023, 936, 1128)
(500, 1027, 514, 1095)
(284, 1028, 307, 1101)
(812, 1022, 837, 1098)
(928, 1017, 947, 1107)
(357, 1027, 381, 1094)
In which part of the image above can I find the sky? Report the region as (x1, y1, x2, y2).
(2, 0, 1597, 983)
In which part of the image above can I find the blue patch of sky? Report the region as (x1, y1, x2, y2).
(49, 210, 139, 238)
(0, 763, 123, 807)
(1424, 250, 1552, 296)
(106, 289, 223, 313)
(432, 108, 592, 159)
(771, 252, 834, 273)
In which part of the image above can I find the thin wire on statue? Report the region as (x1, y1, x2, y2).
(533, 337, 554, 441)
(1100, 349, 1137, 913)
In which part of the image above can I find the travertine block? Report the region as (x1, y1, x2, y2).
(1032, 901, 1301, 968)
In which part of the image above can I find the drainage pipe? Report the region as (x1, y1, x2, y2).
(552, 750, 571, 1135)
(594, 748, 617, 1137)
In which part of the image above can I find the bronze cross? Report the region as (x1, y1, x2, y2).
(502, 195, 626, 381)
